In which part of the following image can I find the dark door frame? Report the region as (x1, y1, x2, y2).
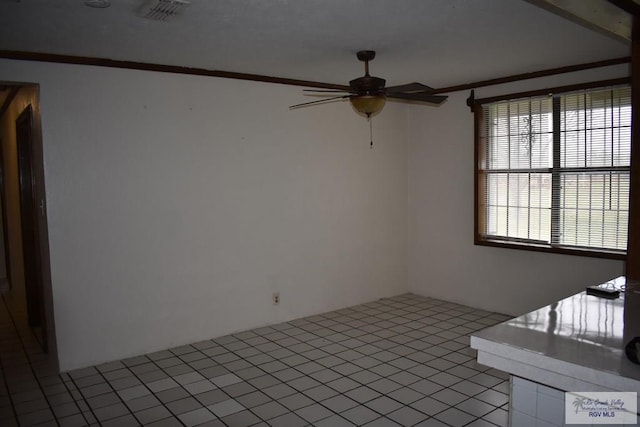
(16, 105, 44, 333)
(0, 140, 11, 287)
(9, 90, 56, 364)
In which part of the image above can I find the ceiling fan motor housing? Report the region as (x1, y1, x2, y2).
(349, 76, 386, 94)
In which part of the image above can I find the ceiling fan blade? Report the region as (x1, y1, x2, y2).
(387, 92, 448, 104)
(289, 95, 349, 109)
(303, 89, 351, 93)
(385, 82, 435, 94)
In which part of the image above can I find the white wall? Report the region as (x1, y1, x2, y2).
(0, 59, 408, 371)
(408, 66, 628, 316)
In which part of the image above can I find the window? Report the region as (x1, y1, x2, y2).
(476, 85, 631, 258)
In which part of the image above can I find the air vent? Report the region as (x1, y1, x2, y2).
(138, 0, 190, 21)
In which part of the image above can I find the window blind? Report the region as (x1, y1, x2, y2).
(478, 86, 631, 255)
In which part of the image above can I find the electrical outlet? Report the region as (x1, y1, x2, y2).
(272, 292, 280, 305)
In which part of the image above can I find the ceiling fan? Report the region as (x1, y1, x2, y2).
(289, 50, 448, 117)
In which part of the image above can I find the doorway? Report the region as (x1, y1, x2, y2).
(0, 84, 56, 364)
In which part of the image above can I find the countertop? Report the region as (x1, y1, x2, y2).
(470, 276, 640, 395)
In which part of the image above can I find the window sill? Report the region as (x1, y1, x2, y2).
(475, 237, 626, 260)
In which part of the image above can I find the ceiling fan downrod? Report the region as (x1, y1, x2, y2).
(357, 50, 376, 77)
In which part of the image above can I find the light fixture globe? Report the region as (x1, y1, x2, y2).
(349, 95, 386, 117)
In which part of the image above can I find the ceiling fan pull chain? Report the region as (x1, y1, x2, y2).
(369, 114, 373, 149)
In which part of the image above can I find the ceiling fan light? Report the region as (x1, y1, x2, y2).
(350, 95, 386, 116)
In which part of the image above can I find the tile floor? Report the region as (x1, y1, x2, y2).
(1, 287, 512, 426)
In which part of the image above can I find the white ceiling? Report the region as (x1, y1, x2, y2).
(0, 0, 630, 89)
